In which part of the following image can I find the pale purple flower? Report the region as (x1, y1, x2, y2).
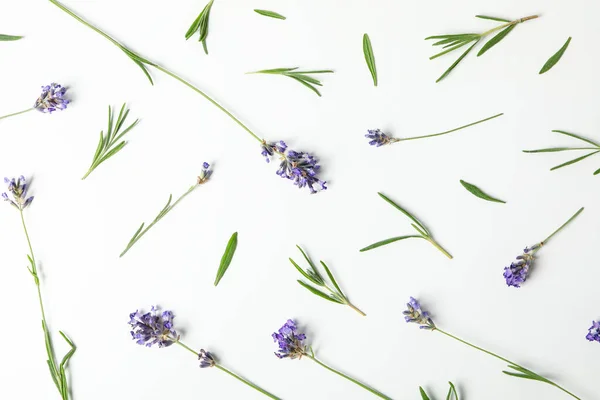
(128, 306, 178, 348)
(198, 349, 216, 368)
(272, 319, 307, 359)
(197, 162, 212, 184)
(3, 176, 33, 210)
(586, 321, 600, 343)
(403, 297, 435, 330)
(365, 129, 394, 147)
(503, 244, 541, 288)
(34, 83, 69, 113)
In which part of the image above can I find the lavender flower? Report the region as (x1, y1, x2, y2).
(403, 297, 435, 330)
(272, 319, 307, 359)
(3, 176, 34, 210)
(129, 306, 178, 348)
(197, 162, 212, 184)
(503, 244, 540, 288)
(34, 83, 69, 113)
(365, 129, 395, 146)
(586, 321, 600, 343)
(198, 349, 216, 368)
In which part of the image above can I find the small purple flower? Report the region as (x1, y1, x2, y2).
(403, 297, 435, 330)
(503, 244, 541, 288)
(586, 321, 600, 343)
(272, 319, 307, 359)
(365, 129, 394, 147)
(198, 349, 216, 368)
(3, 176, 34, 210)
(128, 306, 178, 348)
(34, 83, 69, 113)
(197, 162, 212, 184)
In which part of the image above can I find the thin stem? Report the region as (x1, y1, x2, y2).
(304, 354, 392, 399)
(175, 340, 198, 356)
(480, 15, 538, 37)
(425, 237, 453, 259)
(0, 107, 34, 121)
(436, 329, 581, 400)
(19, 210, 48, 322)
(395, 113, 503, 143)
(347, 302, 367, 316)
(543, 207, 584, 244)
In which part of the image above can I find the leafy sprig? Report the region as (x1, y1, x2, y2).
(360, 193, 452, 259)
(363, 33, 377, 86)
(523, 130, 600, 174)
(185, 0, 215, 54)
(419, 382, 459, 400)
(290, 246, 365, 315)
(82, 104, 139, 180)
(247, 67, 333, 96)
(539, 37, 572, 74)
(426, 14, 538, 82)
(0, 34, 23, 41)
(214, 232, 238, 286)
(254, 9, 286, 20)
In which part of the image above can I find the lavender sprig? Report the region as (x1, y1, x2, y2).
(247, 67, 333, 97)
(290, 246, 366, 316)
(0, 82, 69, 121)
(404, 297, 581, 400)
(272, 319, 391, 399)
(119, 164, 212, 257)
(360, 192, 452, 259)
(503, 207, 584, 288)
(50, 0, 326, 194)
(365, 113, 503, 147)
(587, 321, 600, 343)
(3, 176, 76, 400)
(129, 307, 280, 399)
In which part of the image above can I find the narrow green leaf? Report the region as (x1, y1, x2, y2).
(419, 387, 431, 400)
(290, 258, 322, 286)
(426, 34, 478, 40)
(0, 34, 23, 41)
(254, 9, 286, 20)
(477, 24, 515, 56)
(523, 147, 592, 153)
(593, 167, 600, 175)
(185, 0, 214, 53)
(214, 232, 238, 286)
(475, 15, 511, 22)
(377, 192, 430, 234)
(47, 360, 61, 391)
(502, 371, 546, 381)
(359, 235, 422, 252)
(553, 130, 600, 146)
(430, 40, 472, 60)
(185, 13, 203, 39)
(363, 33, 377, 86)
(288, 76, 322, 97)
(550, 151, 600, 171)
(297, 280, 343, 304)
(539, 37, 571, 74)
(251, 67, 299, 74)
(97, 141, 127, 165)
(320, 261, 344, 297)
(446, 382, 459, 400)
(296, 245, 323, 281)
(460, 180, 506, 203)
(436, 40, 479, 83)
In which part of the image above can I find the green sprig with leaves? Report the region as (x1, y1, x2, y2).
(247, 67, 333, 96)
(290, 246, 366, 316)
(419, 382, 459, 400)
(426, 14, 539, 82)
(185, 0, 215, 54)
(82, 104, 139, 180)
(360, 193, 452, 259)
(523, 130, 600, 175)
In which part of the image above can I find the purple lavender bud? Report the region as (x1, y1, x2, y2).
(198, 349, 216, 368)
(365, 129, 393, 147)
(3, 175, 33, 210)
(34, 83, 70, 113)
(587, 321, 600, 343)
(503, 245, 540, 288)
(128, 306, 178, 348)
(272, 319, 307, 359)
(197, 162, 212, 184)
(403, 297, 435, 330)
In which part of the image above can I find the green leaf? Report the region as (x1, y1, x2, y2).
(430, 39, 473, 60)
(475, 15, 511, 22)
(214, 232, 238, 286)
(550, 151, 600, 171)
(251, 67, 298, 74)
(359, 235, 423, 252)
(523, 147, 592, 153)
(593, 167, 600, 175)
(185, 0, 214, 54)
(297, 280, 344, 304)
(289, 76, 322, 97)
(320, 261, 344, 297)
(446, 381, 459, 400)
(0, 34, 23, 41)
(552, 130, 600, 147)
(502, 371, 546, 381)
(436, 40, 479, 83)
(363, 33, 377, 86)
(296, 245, 323, 282)
(460, 180, 506, 203)
(254, 9, 286, 20)
(377, 192, 430, 234)
(419, 387, 431, 400)
(539, 37, 571, 74)
(290, 258, 323, 286)
(477, 24, 515, 56)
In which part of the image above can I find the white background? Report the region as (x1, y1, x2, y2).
(0, 0, 598, 399)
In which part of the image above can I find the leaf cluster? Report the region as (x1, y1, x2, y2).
(419, 382, 459, 400)
(248, 67, 334, 96)
(44, 323, 76, 400)
(185, 0, 215, 54)
(503, 363, 555, 386)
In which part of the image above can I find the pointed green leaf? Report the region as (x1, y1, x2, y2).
(288, 76, 322, 96)
(552, 130, 600, 147)
(460, 180, 506, 203)
(502, 371, 546, 381)
(0, 34, 23, 41)
(419, 387, 431, 400)
(377, 192, 430, 234)
(593, 167, 600, 175)
(539, 37, 571, 74)
(290, 258, 322, 286)
(251, 67, 299, 74)
(446, 382, 458, 400)
(475, 15, 511, 22)
(359, 235, 423, 252)
(436, 40, 479, 83)
(214, 232, 238, 286)
(477, 24, 515, 56)
(430, 40, 472, 60)
(523, 147, 593, 153)
(320, 261, 344, 297)
(297, 280, 344, 304)
(254, 9, 286, 20)
(296, 245, 323, 282)
(550, 151, 600, 171)
(363, 33, 377, 86)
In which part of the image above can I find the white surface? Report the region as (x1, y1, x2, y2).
(0, 0, 598, 399)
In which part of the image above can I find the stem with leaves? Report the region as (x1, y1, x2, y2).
(360, 193, 452, 259)
(419, 381, 459, 400)
(185, 0, 215, 54)
(247, 67, 333, 97)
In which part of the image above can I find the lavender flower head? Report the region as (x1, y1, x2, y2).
(197, 162, 212, 184)
(503, 244, 541, 288)
(260, 140, 326, 194)
(198, 349, 216, 368)
(272, 319, 307, 359)
(403, 297, 435, 330)
(34, 83, 69, 113)
(129, 306, 178, 348)
(2, 176, 33, 210)
(586, 321, 600, 343)
(365, 129, 395, 147)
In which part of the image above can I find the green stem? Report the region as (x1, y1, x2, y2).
(394, 113, 503, 143)
(19, 210, 48, 322)
(0, 107, 34, 121)
(304, 354, 392, 399)
(542, 207, 584, 244)
(480, 15, 538, 37)
(425, 237, 453, 259)
(436, 329, 581, 400)
(175, 341, 280, 399)
(347, 302, 367, 316)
